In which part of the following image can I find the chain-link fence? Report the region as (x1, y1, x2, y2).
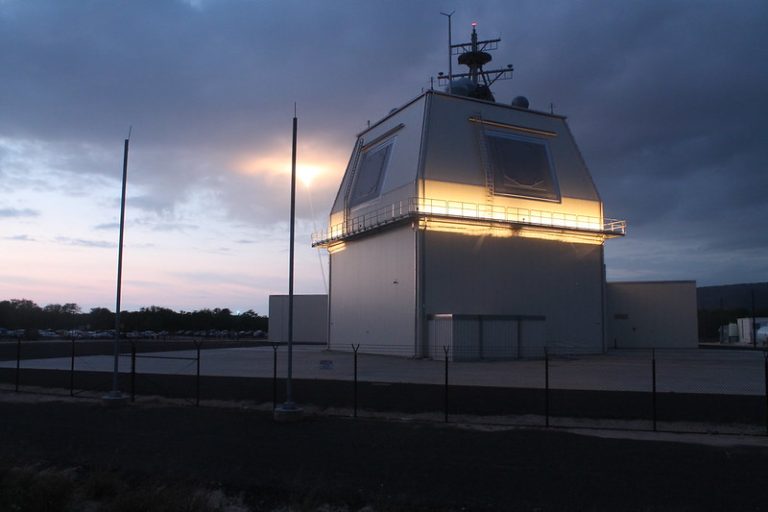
(1, 340, 766, 436)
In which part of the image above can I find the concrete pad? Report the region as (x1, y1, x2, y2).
(1, 346, 765, 396)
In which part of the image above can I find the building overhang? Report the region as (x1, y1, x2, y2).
(312, 197, 625, 248)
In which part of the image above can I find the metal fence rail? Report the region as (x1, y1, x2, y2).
(1, 342, 766, 436)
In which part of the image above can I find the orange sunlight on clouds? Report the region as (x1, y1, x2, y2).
(233, 143, 348, 190)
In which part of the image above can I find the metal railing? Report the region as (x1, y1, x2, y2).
(312, 197, 626, 246)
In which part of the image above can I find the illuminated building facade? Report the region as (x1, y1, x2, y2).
(313, 86, 632, 359)
(311, 26, 695, 359)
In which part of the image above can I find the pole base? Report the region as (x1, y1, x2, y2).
(101, 391, 128, 408)
(273, 402, 304, 422)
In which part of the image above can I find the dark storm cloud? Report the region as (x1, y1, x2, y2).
(1, 0, 766, 283)
(0, 0, 444, 148)
(0, 0, 451, 220)
(483, 0, 768, 283)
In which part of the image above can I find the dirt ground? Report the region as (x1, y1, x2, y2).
(1, 391, 767, 511)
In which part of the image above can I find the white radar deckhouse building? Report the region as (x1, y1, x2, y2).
(313, 25, 628, 360)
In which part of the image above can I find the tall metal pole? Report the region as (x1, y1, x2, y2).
(273, 109, 303, 421)
(470, 23, 479, 85)
(440, 11, 455, 95)
(286, 110, 297, 407)
(106, 133, 130, 402)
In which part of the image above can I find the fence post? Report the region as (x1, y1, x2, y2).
(195, 341, 201, 407)
(272, 343, 278, 411)
(652, 348, 657, 432)
(130, 341, 136, 403)
(764, 351, 767, 436)
(69, 337, 76, 397)
(545, 348, 550, 428)
(14, 337, 21, 392)
(443, 346, 449, 423)
(352, 344, 359, 418)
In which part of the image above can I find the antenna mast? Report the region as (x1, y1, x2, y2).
(440, 11, 455, 95)
(437, 22, 513, 102)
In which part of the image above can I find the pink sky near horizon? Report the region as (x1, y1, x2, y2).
(0, 138, 343, 315)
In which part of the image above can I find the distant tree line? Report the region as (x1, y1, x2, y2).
(4, 298, 759, 343)
(0, 299, 268, 333)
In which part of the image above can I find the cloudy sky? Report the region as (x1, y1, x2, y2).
(1, 0, 766, 314)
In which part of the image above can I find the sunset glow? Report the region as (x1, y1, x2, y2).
(233, 149, 341, 189)
(1, 1, 764, 313)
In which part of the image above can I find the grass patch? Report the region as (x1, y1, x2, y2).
(0, 464, 253, 512)
(0, 465, 75, 512)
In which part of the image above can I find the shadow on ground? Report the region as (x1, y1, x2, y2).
(1, 393, 767, 511)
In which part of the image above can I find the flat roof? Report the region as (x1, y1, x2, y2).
(357, 90, 565, 139)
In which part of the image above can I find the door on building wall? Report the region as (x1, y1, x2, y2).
(453, 315, 481, 360)
(610, 314, 632, 348)
(481, 316, 519, 359)
(428, 315, 453, 359)
(429, 314, 546, 360)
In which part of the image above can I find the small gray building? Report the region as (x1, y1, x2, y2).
(606, 281, 698, 349)
(268, 295, 328, 344)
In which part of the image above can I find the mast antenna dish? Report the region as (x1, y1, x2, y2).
(437, 22, 513, 102)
